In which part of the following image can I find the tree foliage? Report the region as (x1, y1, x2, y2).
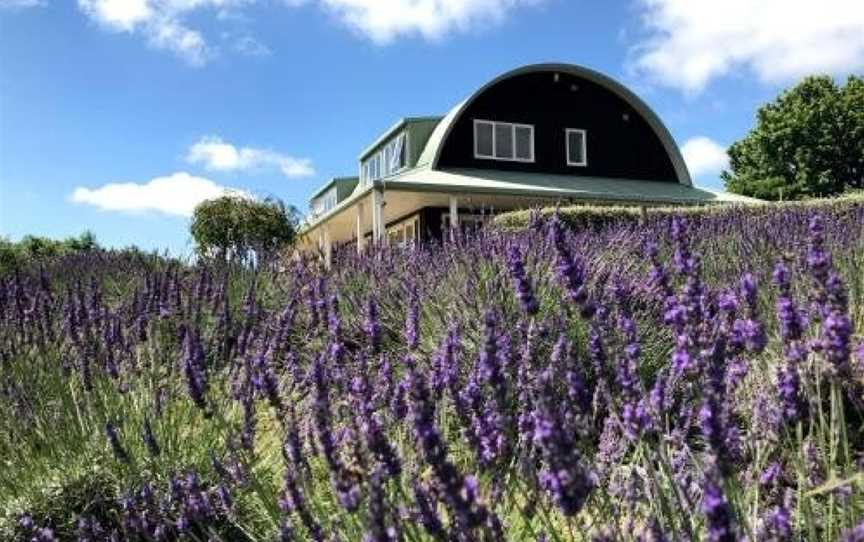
(723, 75, 864, 200)
(0, 232, 99, 274)
(190, 195, 300, 266)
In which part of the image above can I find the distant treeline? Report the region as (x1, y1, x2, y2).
(0, 232, 100, 269)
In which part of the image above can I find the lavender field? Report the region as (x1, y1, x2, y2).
(2, 199, 864, 541)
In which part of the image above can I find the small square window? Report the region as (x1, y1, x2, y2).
(566, 129, 587, 166)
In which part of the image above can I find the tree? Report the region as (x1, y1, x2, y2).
(723, 75, 864, 200)
(190, 195, 301, 267)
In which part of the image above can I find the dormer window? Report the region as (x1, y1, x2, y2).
(361, 132, 407, 186)
(474, 120, 534, 162)
(311, 187, 338, 216)
(566, 128, 587, 166)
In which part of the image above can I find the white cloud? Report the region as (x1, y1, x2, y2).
(631, 0, 864, 93)
(315, 0, 542, 43)
(78, 0, 152, 31)
(71, 171, 246, 216)
(76, 0, 241, 64)
(681, 136, 728, 180)
(146, 15, 211, 65)
(74, 0, 542, 64)
(187, 136, 315, 177)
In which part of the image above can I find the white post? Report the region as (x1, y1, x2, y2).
(372, 188, 384, 244)
(356, 201, 365, 254)
(449, 195, 459, 242)
(323, 226, 332, 269)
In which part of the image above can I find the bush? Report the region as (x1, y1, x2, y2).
(492, 192, 864, 232)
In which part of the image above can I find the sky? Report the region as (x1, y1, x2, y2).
(1, 0, 863, 255)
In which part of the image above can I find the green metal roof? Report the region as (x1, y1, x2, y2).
(382, 167, 758, 204)
(358, 116, 443, 161)
(309, 176, 359, 201)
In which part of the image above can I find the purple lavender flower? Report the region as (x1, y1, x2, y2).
(364, 298, 382, 354)
(279, 469, 324, 541)
(772, 262, 808, 425)
(311, 353, 361, 511)
(412, 480, 445, 539)
(183, 329, 210, 416)
(279, 519, 296, 542)
(407, 366, 497, 533)
(106, 422, 130, 463)
(758, 505, 792, 541)
(251, 353, 284, 413)
(532, 365, 594, 516)
(506, 244, 540, 315)
(841, 520, 864, 542)
(701, 480, 736, 542)
(363, 413, 402, 478)
(548, 214, 595, 318)
(363, 468, 399, 542)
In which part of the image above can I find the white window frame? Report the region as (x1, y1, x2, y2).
(473, 119, 535, 163)
(565, 128, 588, 167)
(360, 131, 408, 186)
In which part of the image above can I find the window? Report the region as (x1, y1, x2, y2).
(515, 126, 532, 161)
(361, 132, 407, 186)
(566, 129, 587, 166)
(311, 187, 338, 216)
(494, 123, 514, 159)
(474, 120, 534, 162)
(475, 121, 494, 158)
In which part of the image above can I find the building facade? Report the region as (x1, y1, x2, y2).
(299, 63, 756, 260)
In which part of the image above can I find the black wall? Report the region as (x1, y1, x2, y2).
(436, 70, 679, 182)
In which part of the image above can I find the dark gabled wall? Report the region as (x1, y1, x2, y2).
(436, 70, 679, 182)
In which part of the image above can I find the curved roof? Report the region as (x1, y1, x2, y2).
(416, 63, 693, 187)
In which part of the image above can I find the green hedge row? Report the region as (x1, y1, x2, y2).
(491, 192, 864, 232)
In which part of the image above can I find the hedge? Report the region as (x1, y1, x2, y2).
(491, 192, 864, 232)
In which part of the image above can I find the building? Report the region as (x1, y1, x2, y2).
(299, 63, 755, 260)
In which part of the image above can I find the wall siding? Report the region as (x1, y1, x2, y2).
(436, 70, 678, 182)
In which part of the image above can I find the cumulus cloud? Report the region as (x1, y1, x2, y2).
(71, 171, 246, 216)
(187, 136, 314, 178)
(315, 0, 542, 43)
(72, 0, 541, 64)
(76, 0, 244, 65)
(681, 136, 728, 180)
(631, 0, 864, 93)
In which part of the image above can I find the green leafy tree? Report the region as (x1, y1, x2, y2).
(190, 195, 300, 267)
(723, 75, 864, 200)
(0, 232, 100, 275)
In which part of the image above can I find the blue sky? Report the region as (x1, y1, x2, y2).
(1, 0, 863, 254)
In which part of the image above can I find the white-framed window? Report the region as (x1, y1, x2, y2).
(474, 120, 534, 163)
(361, 132, 407, 186)
(566, 128, 588, 166)
(311, 187, 338, 216)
